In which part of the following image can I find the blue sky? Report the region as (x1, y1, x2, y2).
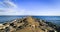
(0, 0, 60, 16)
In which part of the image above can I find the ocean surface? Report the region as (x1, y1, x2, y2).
(0, 16, 60, 26)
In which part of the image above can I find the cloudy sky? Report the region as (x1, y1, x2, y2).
(0, 0, 60, 16)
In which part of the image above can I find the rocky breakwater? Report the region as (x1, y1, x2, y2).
(0, 16, 59, 32)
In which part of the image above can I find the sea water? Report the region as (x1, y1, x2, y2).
(33, 16, 60, 25)
(0, 16, 60, 25)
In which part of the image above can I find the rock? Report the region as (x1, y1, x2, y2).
(0, 16, 59, 32)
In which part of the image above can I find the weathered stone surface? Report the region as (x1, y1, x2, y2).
(0, 16, 59, 32)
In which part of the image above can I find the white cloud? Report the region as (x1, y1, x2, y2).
(0, 0, 17, 8)
(0, 8, 25, 15)
(0, 0, 26, 15)
(4, 1, 17, 8)
(0, 0, 60, 16)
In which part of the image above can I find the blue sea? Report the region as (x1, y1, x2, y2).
(0, 16, 60, 26)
